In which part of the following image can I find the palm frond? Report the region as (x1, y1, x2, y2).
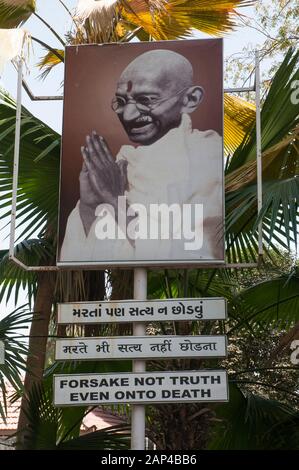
(229, 270, 299, 330)
(228, 48, 299, 173)
(209, 383, 299, 449)
(45, 357, 132, 378)
(224, 94, 256, 157)
(59, 424, 130, 450)
(225, 48, 299, 262)
(0, 239, 54, 305)
(120, 0, 253, 40)
(20, 379, 130, 449)
(76, 0, 117, 19)
(0, 305, 31, 420)
(0, 89, 60, 240)
(0, 0, 35, 28)
(69, 0, 251, 44)
(37, 49, 64, 80)
(226, 125, 299, 192)
(225, 176, 299, 261)
(72, 0, 119, 43)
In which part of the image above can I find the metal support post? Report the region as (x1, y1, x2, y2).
(255, 50, 263, 258)
(9, 58, 23, 262)
(9, 59, 59, 271)
(131, 267, 147, 450)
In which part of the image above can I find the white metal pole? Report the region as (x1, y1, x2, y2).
(131, 267, 147, 450)
(9, 58, 23, 259)
(255, 50, 263, 257)
(8, 59, 59, 272)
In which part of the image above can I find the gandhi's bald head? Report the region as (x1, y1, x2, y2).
(120, 50, 194, 93)
(112, 49, 203, 145)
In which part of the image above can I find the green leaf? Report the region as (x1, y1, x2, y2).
(228, 48, 299, 172)
(230, 270, 299, 330)
(19, 380, 130, 450)
(0, 89, 60, 241)
(209, 383, 299, 449)
(0, 0, 35, 28)
(0, 305, 31, 420)
(0, 239, 54, 305)
(225, 48, 299, 262)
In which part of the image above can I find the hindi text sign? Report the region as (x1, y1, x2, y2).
(55, 335, 227, 361)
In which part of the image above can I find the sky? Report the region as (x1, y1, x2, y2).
(1, 1, 264, 133)
(0, 0, 265, 318)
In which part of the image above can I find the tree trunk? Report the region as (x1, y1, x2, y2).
(150, 402, 214, 449)
(16, 272, 55, 449)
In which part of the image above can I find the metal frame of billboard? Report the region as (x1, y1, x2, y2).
(56, 40, 225, 268)
(9, 49, 262, 271)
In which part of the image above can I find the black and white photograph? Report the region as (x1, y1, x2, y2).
(57, 39, 224, 266)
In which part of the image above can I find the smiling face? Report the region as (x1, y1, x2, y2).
(114, 50, 202, 145)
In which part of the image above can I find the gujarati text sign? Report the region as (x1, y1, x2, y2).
(57, 298, 226, 324)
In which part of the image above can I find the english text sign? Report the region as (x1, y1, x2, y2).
(53, 371, 228, 406)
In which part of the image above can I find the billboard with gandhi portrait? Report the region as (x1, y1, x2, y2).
(57, 39, 224, 267)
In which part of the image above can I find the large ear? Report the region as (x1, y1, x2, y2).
(181, 86, 204, 114)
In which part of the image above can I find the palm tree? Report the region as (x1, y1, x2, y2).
(145, 262, 299, 448)
(0, 305, 31, 419)
(225, 48, 299, 263)
(18, 381, 131, 449)
(0, 0, 35, 28)
(0, 0, 298, 449)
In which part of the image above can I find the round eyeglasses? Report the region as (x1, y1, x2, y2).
(111, 87, 190, 114)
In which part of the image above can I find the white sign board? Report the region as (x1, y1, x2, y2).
(57, 298, 226, 324)
(53, 371, 228, 406)
(55, 335, 227, 361)
(0, 340, 4, 365)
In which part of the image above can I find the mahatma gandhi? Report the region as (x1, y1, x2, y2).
(60, 49, 223, 263)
